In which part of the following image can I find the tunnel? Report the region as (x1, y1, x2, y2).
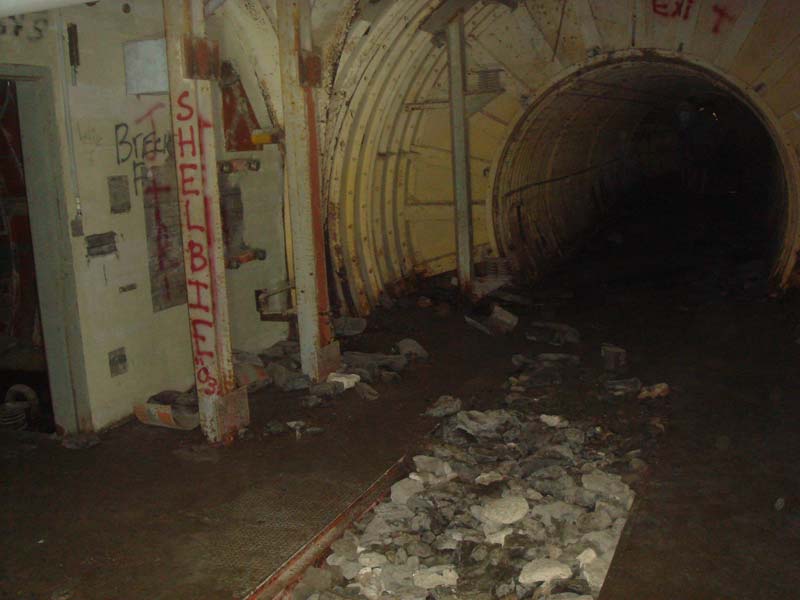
(324, 2, 800, 315)
(491, 57, 791, 290)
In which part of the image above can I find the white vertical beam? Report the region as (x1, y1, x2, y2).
(447, 12, 474, 290)
(163, 0, 242, 443)
(277, 0, 338, 380)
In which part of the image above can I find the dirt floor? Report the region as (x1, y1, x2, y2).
(3, 188, 800, 599)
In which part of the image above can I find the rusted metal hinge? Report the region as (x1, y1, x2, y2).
(183, 35, 220, 80)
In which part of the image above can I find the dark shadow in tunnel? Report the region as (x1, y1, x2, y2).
(520, 69, 786, 297)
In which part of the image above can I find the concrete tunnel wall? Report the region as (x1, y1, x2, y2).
(321, 0, 800, 315)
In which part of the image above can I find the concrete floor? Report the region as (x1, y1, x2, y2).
(3, 190, 800, 599)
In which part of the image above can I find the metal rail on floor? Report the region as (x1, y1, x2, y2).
(244, 456, 409, 600)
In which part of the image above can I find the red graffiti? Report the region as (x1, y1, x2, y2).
(652, 0, 695, 20)
(144, 176, 174, 298)
(173, 87, 221, 397)
(176, 90, 194, 121)
(711, 4, 735, 33)
(187, 279, 211, 312)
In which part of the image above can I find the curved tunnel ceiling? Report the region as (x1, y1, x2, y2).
(322, 0, 800, 315)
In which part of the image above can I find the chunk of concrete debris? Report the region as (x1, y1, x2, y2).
(518, 559, 572, 585)
(601, 343, 627, 372)
(342, 351, 408, 373)
(266, 362, 311, 391)
(638, 382, 670, 399)
(391, 477, 424, 505)
(475, 471, 504, 485)
(526, 322, 581, 345)
(464, 314, 494, 335)
(259, 340, 300, 361)
(326, 372, 360, 390)
(481, 495, 529, 525)
(332, 316, 367, 337)
(412, 565, 458, 589)
(310, 381, 345, 397)
(455, 410, 515, 437)
(581, 470, 634, 509)
(604, 377, 642, 397)
(395, 338, 429, 360)
(540, 414, 567, 428)
(301, 395, 323, 409)
(425, 395, 461, 417)
(61, 433, 101, 450)
(264, 420, 288, 435)
(487, 305, 519, 334)
(354, 382, 379, 401)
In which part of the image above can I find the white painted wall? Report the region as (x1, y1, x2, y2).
(1, 0, 194, 430)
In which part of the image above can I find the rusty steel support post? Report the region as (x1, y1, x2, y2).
(277, 0, 339, 381)
(446, 12, 474, 290)
(163, 0, 248, 443)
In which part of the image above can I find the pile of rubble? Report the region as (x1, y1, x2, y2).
(298, 411, 635, 599)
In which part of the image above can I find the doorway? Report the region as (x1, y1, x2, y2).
(0, 65, 90, 434)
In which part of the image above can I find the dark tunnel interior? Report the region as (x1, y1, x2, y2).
(493, 60, 788, 296)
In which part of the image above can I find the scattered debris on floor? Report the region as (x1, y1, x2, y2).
(335, 317, 369, 337)
(61, 432, 101, 450)
(134, 389, 200, 430)
(526, 322, 581, 346)
(293, 314, 652, 600)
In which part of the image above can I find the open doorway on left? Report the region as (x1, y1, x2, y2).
(0, 79, 52, 433)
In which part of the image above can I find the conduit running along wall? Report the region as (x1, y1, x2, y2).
(323, 0, 800, 315)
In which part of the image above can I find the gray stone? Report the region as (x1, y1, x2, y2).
(355, 382, 380, 401)
(343, 351, 408, 373)
(412, 565, 458, 589)
(301, 395, 322, 408)
(310, 381, 345, 397)
(487, 305, 519, 334)
(406, 541, 433, 558)
(481, 495, 529, 525)
(425, 395, 461, 417)
(333, 316, 367, 337)
(581, 470, 634, 509)
(577, 509, 612, 532)
(518, 559, 572, 585)
(396, 338, 429, 360)
(267, 362, 311, 391)
(391, 477, 424, 505)
(530, 501, 585, 526)
(358, 551, 388, 567)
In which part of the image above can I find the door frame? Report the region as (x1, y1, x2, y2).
(1, 64, 90, 433)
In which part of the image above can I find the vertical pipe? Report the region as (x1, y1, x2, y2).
(163, 0, 238, 442)
(277, 0, 337, 381)
(447, 12, 473, 290)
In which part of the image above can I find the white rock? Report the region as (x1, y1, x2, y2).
(425, 395, 461, 417)
(412, 455, 453, 477)
(390, 478, 424, 505)
(577, 547, 597, 567)
(581, 530, 619, 557)
(540, 414, 567, 428)
(475, 471, 504, 485)
(581, 470, 634, 509)
(518, 559, 572, 585)
(358, 552, 388, 567)
(396, 338, 429, 360)
(481, 495, 529, 525)
(582, 554, 611, 591)
(485, 526, 513, 546)
(531, 501, 585, 526)
(412, 565, 458, 589)
(327, 372, 361, 390)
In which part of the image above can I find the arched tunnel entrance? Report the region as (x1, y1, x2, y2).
(491, 57, 796, 292)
